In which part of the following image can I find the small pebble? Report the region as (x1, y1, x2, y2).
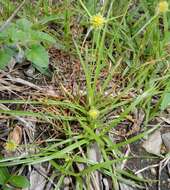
(103, 178, 110, 190)
(64, 177, 71, 185)
(150, 167, 157, 176)
(162, 132, 170, 152)
(142, 130, 162, 155)
(161, 145, 166, 154)
(24, 65, 35, 77)
(64, 187, 69, 190)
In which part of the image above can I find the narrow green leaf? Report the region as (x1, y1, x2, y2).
(116, 169, 155, 183)
(9, 176, 30, 188)
(38, 15, 62, 25)
(0, 139, 88, 166)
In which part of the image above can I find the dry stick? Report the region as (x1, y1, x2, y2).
(33, 165, 55, 187)
(45, 172, 57, 190)
(0, 0, 26, 32)
(78, 145, 100, 190)
(0, 103, 34, 130)
(135, 164, 159, 175)
(6, 75, 43, 91)
(158, 156, 170, 190)
(0, 70, 42, 91)
(4, 72, 57, 96)
(81, 27, 92, 52)
(0, 75, 35, 130)
(120, 144, 131, 170)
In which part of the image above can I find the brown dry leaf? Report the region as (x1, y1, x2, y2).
(8, 125, 22, 145)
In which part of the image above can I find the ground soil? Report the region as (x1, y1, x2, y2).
(0, 47, 170, 190)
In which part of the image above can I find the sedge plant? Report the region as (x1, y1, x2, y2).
(0, 0, 170, 189)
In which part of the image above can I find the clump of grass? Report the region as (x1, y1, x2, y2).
(0, 0, 170, 189)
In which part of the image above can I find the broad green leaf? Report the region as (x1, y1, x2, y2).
(0, 167, 10, 185)
(4, 24, 20, 43)
(11, 29, 29, 43)
(0, 31, 8, 40)
(9, 176, 30, 188)
(160, 92, 170, 110)
(32, 64, 51, 76)
(0, 49, 12, 69)
(16, 18, 32, 31)
(25, 44, 49, 74)
(32, 31, 56, 44)
(3, 187, 13, 190)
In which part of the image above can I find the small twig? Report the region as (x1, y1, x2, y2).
(45, 172, 57, 190)
(0, 103, 34, 130)
(120, 144, 131, 170)
(81, 28, 92, 52)
(78, 144, 100, 190)
(6, 74, 43, 91)
(135, 164, 159, 175)
(158, 155, 170, 190)
(0, 0, 26, 32)
(1, 71, 61, 97)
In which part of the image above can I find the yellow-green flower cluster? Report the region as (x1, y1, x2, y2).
(90, 14, 105, 29)
(5, 140, 18, 152)
(88, 108, 100, 119)
(157, 1, 169, 13)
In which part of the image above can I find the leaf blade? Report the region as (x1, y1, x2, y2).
(9, 175, 30, 188)
(0, 167, 10, 185)
(0, 49, 12, 69)
(25, 44, 50, 75)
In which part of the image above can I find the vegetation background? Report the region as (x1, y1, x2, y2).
(0, 0, 170, 190)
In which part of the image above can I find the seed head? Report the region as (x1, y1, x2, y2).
(90, 14, 105, 29)
(5, 140, 18, 152)
(157, 1, 169, 13)
(88, 108, 100, 119)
